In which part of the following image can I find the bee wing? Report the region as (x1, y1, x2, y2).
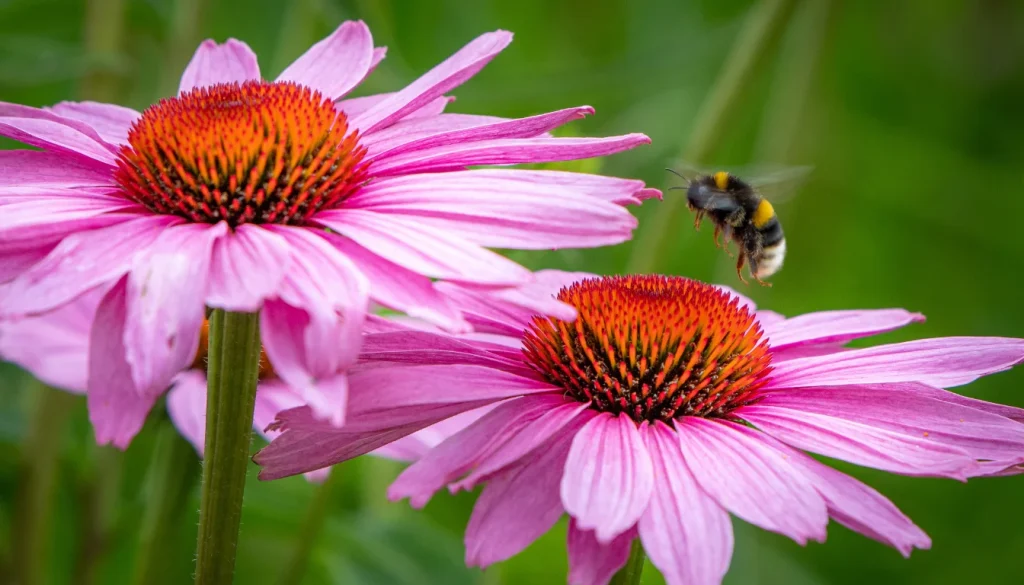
(743, 164, 814, 204)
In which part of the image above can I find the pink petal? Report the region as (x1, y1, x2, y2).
(368, 134, 652, 177)
(638, 421, 733, 585)
(676, 418, 828, 545)
(567, 522, 636, 585)
(352, 31, 513, 134)
(314, 209, 532, 285)
(0, 288, 102, 393)
(276, 21, 374, 100)
(337, 93, 452, 119)
(433, 169, 660, 206)
(739, 405, 976, 479)
(166, 370, 208, 455)
(770, 337, 1024, 389)
(561, 413, 654, 543)
(178, 39, 261, 94)
(206, 224, 292, 312)
(452, 399, 593, 493)
(361, 113, 509, 153)
(264, 226, 370, 318)
(0, 110, 117, 165)
(1, 215, 179, 317)
(895, 382, 1024, 423)
(764, 309, 925, 350)
(0, 198, 138, 256)
(465, 425, 572, 567)
(359, 330, 526, 372)
(255, 400, 489, 480)
(252, 379, 306, 441)
(0, 248, 53, 283)
(789, 453, 930, 556)
(343, 171, 638, 250)
(389, 394, 565, 507)
(372, 405, 495, 463)
(260, 300, 355, 426)
(367, 106, 595, 162)
(325, 233, 467, 332)
(0, 150, 115, 188)
(124, 222, 224, 396)
(86, 278, 156, 449)
(47, 101, 139, 146)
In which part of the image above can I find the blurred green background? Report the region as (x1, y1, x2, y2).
(2, 0, 1024, 583)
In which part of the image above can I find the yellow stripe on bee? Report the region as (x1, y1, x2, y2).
(752, 199, 775, 228)
(713, 171, 730, 190)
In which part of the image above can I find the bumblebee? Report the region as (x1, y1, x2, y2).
(678, 170, 787, 286)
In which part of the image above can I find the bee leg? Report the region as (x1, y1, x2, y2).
(693, 212, 704, 230)
(713, 224, 723, 248)
(735, 253, 749, 285)
(754, 276, 773, 288)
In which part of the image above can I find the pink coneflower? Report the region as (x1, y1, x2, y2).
(255, 273, 1024, 585)
(0, 21, 656, 442)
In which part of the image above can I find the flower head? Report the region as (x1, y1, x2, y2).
(0, 22, 657, 446)
(255, 272, 1024, 585)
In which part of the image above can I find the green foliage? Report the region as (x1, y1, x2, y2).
(2, 0, 1024, 583)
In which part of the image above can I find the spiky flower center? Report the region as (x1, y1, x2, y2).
(522, 275, 772, 423)
(115, 80, 368, 226)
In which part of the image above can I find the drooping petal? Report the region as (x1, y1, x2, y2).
(757, 386, 1024, 462)
(165, 370, 209, 455)
(1, 214, 179, 316)
(337, 93, 452, 119)
(789, 452, 931, 556)
(676, 418, 828, 545)
(252, 378, 306, 441)
(47, 101, 140, 146)
(567, 522, 637, 585)
(206, 224, 292, 312)
(326, 234, 467, 332)
(315, 209, 532, 285)
(359, 329, 526, 373)
(260, 300, 355, 426)
(0, 150, 114, 189)
(366, 106, 595, 162)
(276, 20, 374, 100)
(178, 39, 261, 94)
(561, 413, 654, 543)
(124, 222, 224, 396)
(465, 426, 572, 568)
(0, 287, 103, 393)
(360, 113, 509, 153)
(342, 171, 638, 250)
(352, 31, 513, 133)
(0, 105, 118, 164)
(0, 199, 139, 263)
(86, 278, 157, 449)
(638, 422, 733, 585)
(388, 394, 564, 507)
(368, 134, 652, 177)
(739, 405, 976, 479)
(770, 337, 1024, 389)
(452, 399, 593, 493)
(894, 382, 1024, 423)
(764, 309, 925, 350)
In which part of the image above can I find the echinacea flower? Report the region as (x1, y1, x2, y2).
(0, 21, 657, 444)
(255, 272, 1024, 585)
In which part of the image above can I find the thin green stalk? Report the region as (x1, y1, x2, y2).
(14, 383, 77, 585)
(274, 467, 342, 585)
(609, 538, 646, 585)
(131, 419, 201, 585)
(195, 309, 262, 585)
(159, 0, 208, 97)
(81, 0, 127, 103)
(625, 0, 796, 275)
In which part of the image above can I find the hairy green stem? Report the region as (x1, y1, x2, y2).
(14, 383, 77, 585)
(132, 419, 200, 585)
(626, 0, 796, 274)
(194, 309, 262, 585)
(609, 538, 646, 585)
(274, 467, 341, 585)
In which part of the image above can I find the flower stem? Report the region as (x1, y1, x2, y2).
(274, 467, 341, 585)
(609, 538, 646, 585)
(132, 418, 200, 585)
(194, 309, 262, 585)
(14, 382, 77, 585)
(625, 0, 796, 274)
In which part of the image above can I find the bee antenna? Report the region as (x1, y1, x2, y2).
(665, 168, 687, 180)
(665, 186, 687, 191)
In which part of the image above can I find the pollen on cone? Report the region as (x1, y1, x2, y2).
(522, 275, 773, 422)
(115, 80, 369, 226)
